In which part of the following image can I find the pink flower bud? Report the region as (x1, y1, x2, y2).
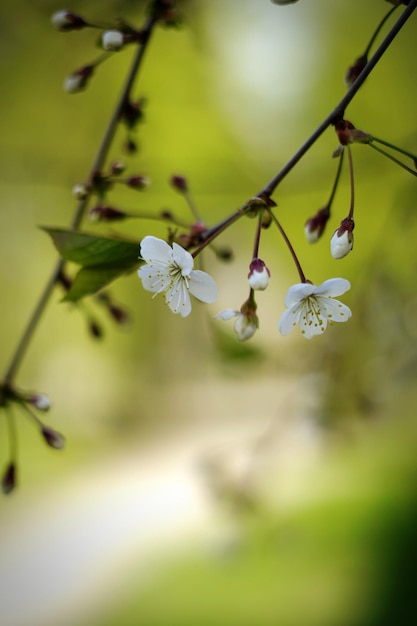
(170, 175, 188, 192)
(248, 259, 270, 291)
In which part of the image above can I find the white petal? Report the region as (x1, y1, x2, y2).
(314, 278, 351, 297)
(165, 279, 192, 317)
(284, 282, 316, 308)
(140, 236, 173, 264)
(215, 309, 239, 321)
(319, 297, 352, 322)
(299, 313, 328, 339)
(278, 303, 302, 335)
(138, 265, 171, 294)
(172, 243, 194, 276)
(188, 270, 218, 303)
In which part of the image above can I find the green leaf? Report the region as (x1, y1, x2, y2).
(42, 227, 142, 301)
(63, 262, 140, 302)
(42, 227, 140, 267)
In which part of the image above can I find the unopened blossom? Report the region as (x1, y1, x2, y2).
(304, 206, 330, 243)
(278, 278, 351, 339)
(51, 10, 86, 31)
(29, 393, 51, 412)
(330, 217, 354, 259)
(248, 259, 270, 291)
(64, 65, 94, 93)
(102, 30, 125, 51)
(216, 309, 258, 341)
(138, 236, 218, 317)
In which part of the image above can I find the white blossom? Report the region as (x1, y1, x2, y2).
(278, 278, 351, 339)
(138, 236, 218, 317)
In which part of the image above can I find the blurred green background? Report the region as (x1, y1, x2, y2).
(1, 1, 417, 625)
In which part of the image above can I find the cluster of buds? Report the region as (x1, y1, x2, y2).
(51, 10, 146, 95)
(1, 385, 65, 494)
(71, 163, 150, 220)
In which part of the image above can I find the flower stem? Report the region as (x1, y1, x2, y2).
(370, 136, 417, 165)
(367, 142, 417, 177)
(268, 210, 306, 283)
(2, 14, 158, 386)
(327, 148, 345, 210)
(252, 210, 264, 259)
(364, 4, 399, 58)
(5, 406, 18, 464)
(347, 145, 355, 218)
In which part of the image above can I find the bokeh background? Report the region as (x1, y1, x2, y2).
(1, 1, 417, 625)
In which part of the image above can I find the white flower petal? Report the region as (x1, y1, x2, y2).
(138, 266, 171, 294)
(278, 306, 301, 335)
(284, 282, 316, 307)
(314, 278, 351, 297)
(165, 279, 192, 317)
(140, 236, 173, 264)
(172, 242, 194, 276)
(189, 270, 218, 303)
(320, 298, 352, 322)
(215, 309, 239, 321)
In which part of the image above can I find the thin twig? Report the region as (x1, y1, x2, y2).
(3, 15, 157, 385)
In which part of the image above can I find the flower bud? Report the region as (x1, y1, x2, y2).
(102, 30, 125, 51)
(88, 205, 126, 222)
(234, 313, 258, 341)
(170, 175, 188, 192)
(248, 259, 270, 291)
(330, 217, 354, 259)
(127, 175, 150, 190)
(41, 426, 65, 450)
(29, 393, 51, 412)
(64, 65, 94, 94)
(110, 160, 126, 176)
(72, 182, 90, 200)
(345, 55, 367, 88)
(88, 319, 104, 339)
(51, 10, 86, 31)
(304, 206, 330, 243)
(335, 119, 371, 146)
(1, 462, 16, 495)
